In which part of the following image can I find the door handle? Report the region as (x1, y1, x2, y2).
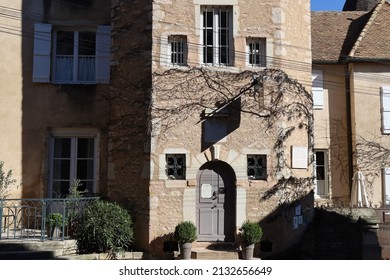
(211, 191, 218, 200)
(211, 205, 216, 209)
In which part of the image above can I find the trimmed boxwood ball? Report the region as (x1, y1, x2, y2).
(75, 200, 133, 254)
(241, 220, 263, 244)
(174, 221, 197, 243)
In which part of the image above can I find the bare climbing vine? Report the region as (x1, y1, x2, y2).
(152, 67, 315, 204)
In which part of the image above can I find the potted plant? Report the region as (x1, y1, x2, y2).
(240, 220, 263, 260)
(174, 221, 197, 259)
(46, 212, 66, 239)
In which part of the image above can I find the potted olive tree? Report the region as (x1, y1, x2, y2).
(240, 220, 263, 260)
(174, 221, 197, 259)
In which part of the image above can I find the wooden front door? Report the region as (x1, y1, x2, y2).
(196, 161, 235, 242)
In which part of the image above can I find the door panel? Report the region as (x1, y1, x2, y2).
(199, 208, 214, 235)
(196, 162, 235, 242)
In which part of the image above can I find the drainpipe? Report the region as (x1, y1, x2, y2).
(344, 62, 354, 193)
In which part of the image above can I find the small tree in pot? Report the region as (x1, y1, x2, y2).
(240, 220, 263, 260)
(174, 221, 197, 259)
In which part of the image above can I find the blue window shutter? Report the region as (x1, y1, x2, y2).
(96, 25, 111, 84)
(33, 23, 52, 83)
(381, 86, 390, 134)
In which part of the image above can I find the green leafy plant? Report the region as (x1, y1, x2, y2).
(174, 221, 197, 243)
(66, 179, 86, 221)
(0, 161, 18, 199)
(74, 200, 133, 254)
(46, 213, 66, 229)
(240, 220, 263, 244)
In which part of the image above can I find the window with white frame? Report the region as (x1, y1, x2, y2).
(247, 38, 266, 67)
(383, 168, 390, 206)
(201, 6, 232, 66)
(49, 133, 98, 198)
(312, 70, 324, 110)
(314, 150, 329, 197)
(166, 154, 186, 180)
(168, 35, 187, 66)
(33, 23, 111, 84)
(247, 155, 267, 180)
(381, 86, 390, 134)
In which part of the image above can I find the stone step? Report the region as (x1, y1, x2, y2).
(191, 249, 240, 259)
(0, 239, 77, 259)
(191, 242, 241, 260)
(0, 250, 57, 260)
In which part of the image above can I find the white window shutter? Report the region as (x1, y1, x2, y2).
(96, 25, 111, 84)
(33, 23, 52, 83)
(312, 70, 324, 109)
(381, 87, 390, 133)
(384, 168, 390, 206)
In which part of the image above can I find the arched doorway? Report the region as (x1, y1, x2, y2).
(196, 161, 236, 242)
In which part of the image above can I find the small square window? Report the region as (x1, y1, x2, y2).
(247, 38, 266, 67)
(247, 155, 267, 180)
(166, 154, 186, 180)
(169, 35, 187, 66)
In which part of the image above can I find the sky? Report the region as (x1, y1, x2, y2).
(311, 0, 345, 11)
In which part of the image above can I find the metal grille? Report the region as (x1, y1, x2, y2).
(0, 197, 98, 241)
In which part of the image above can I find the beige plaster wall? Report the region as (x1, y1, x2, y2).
(0, 0, 111, 199)
(313, 65, 350, 201)
(0, 0, 23, 198)
(350, 63, 390, 206)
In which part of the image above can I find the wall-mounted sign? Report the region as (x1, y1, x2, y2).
(293, 216, 299, 229)
(201, 184, 212, 199)
(295, 205, 301, 216)
(292, 146, 308, 169)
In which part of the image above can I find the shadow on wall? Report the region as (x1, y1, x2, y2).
(260, 202, 382, 260)
(149, 233, 178, 260)
(258, 191, 315, 260)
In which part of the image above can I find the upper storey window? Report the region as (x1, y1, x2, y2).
(33, 23, 111, 84)
(169, 35, 187, 66)
(247, 38, 267, 68)
(54, 31, 96, 82)
(201, 6, 232, 66)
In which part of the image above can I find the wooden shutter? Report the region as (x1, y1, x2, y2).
(33, 23, 52, 83)
(383, 168, 390, 206)
(96, 25, 111, 84)
(381, 87, 390, 134)
(312, 70, 324, 109)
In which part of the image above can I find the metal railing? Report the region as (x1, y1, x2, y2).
(0, 197, 98, 241)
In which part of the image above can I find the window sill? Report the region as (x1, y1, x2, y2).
(51, 81, 99, 85)
(200, 65, 240, 73)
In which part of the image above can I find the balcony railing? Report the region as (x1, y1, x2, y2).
(0, 198, 98, 241)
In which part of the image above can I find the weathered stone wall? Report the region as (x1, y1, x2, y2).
(146, 0, 312, 257)
(108, 0, 153, 251)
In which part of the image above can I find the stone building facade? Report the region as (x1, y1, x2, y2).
(0, 0, 314, 258)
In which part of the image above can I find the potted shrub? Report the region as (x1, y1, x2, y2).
(240, 220, 263, 260)
(174, 221, 197, 259)
(46, 212, 66, 239)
